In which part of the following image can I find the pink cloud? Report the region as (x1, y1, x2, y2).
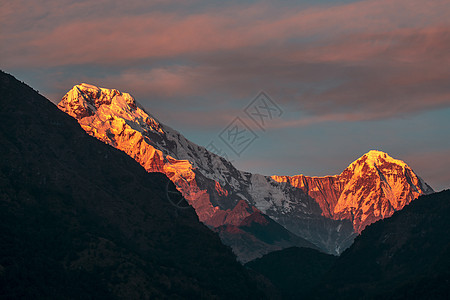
(1, 0, 449, 68)
(42, 20, 450, 130)
(290, 26, 450, 64)
(2, 0, 449, 131)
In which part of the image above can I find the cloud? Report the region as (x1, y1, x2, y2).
(1, 0, 449, 128)
(2, 0, 448, 66)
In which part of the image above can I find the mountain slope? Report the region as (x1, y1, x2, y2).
(217, 210, 319, 262)
(57, 83, 433, 255)
(0, 71, 263, 299)
(246, 247, 337, 299)
(318, 189, 450, 299)
(246, 190, 450, 299)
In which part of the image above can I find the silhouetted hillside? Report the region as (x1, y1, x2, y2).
(246, 190, 450, 299)
(0, 71, 263, 299)
(318, 189, 450, 299)
(246, 247, 336, 299)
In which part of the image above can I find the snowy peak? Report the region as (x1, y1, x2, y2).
(58, 83, 136, 117)
(334, 150, 434, 232)
(342, 150, 433, 195)
(271, 150, 434, 234)
(58, 83, 123, 118)
(346, 150, 408, 174)
(58, 84, 164, 135)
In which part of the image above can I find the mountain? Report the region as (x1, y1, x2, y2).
(272, 150, 434, 233)
(246, 190, 450, 299)
(57, 83, 433, 257)
(0, 71, 264, 298)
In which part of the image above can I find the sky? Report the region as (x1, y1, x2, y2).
(1, 0, 449, 191)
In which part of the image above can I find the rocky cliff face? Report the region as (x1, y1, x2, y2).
(58, 83, 434, 256)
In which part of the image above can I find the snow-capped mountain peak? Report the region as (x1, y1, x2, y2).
(348, 150, 407, 172)
(59, 84, 164, 135)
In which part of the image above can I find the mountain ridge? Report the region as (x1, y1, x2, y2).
(57, 83, 434, 257)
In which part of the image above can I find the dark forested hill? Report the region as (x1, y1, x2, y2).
(246, 190, 450, 299)
(0, 71, 263, 299)
(318, 189, 450, 299)
(246, 247, 336, 299)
